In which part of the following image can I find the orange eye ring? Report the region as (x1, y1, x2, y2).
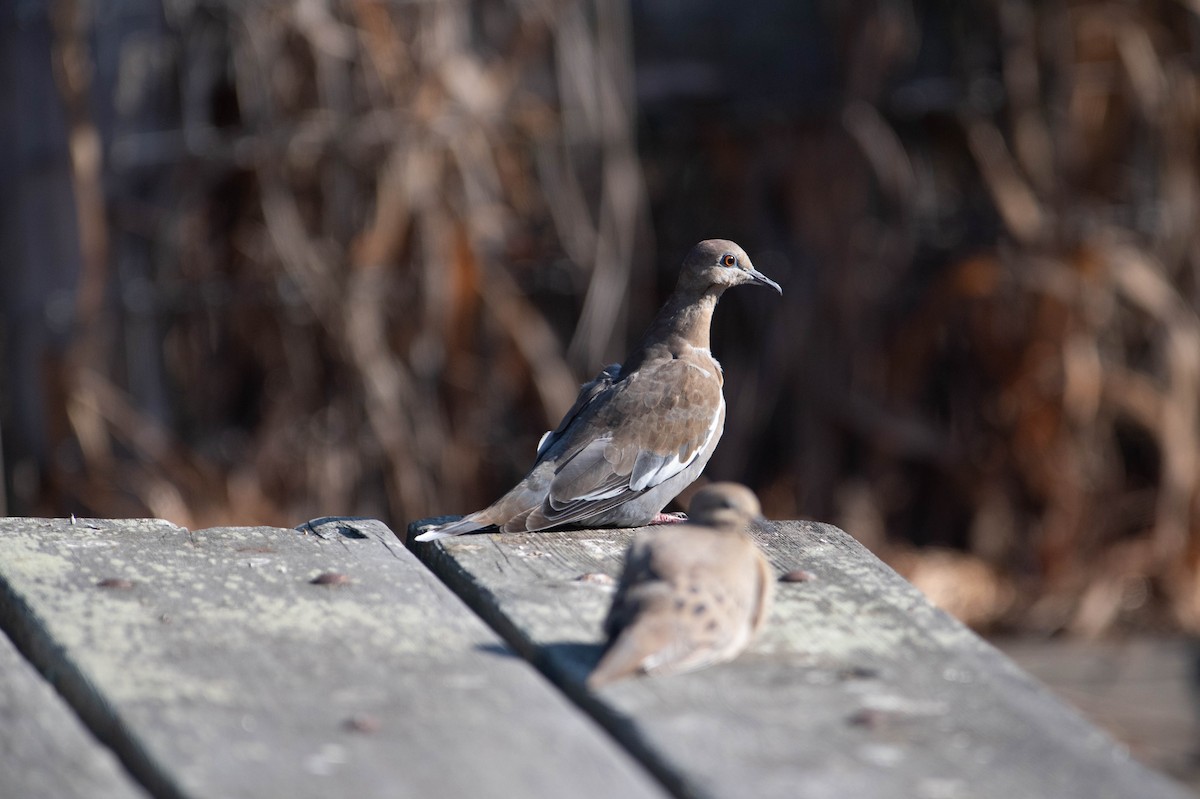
(722, 254, 737, 267)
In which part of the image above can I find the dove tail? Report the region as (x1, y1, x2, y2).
(586, 627, 655, 688)
(413, 515, 488, 542)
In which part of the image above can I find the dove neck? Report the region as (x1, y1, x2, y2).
(627, 288, 720, 368)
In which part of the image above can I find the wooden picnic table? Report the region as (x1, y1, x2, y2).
(0, 514, 1190, 799)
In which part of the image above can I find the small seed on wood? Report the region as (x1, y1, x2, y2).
(310, 572, 350, 586)
(576, 572, 615, 586)
(343, 714, 381, 734)
(846, 708, 886, 729)
(96, 578, 135, 590)
(779, 569, 815, 583)
(838, 665, 880, 681)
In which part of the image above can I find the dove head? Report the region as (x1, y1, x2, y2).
(688, 482, 764, 530)
(677, 239, 782, 296)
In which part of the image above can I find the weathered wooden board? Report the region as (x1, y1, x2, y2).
(0, 517, 666, 799)
(997, 636, 1200, 791)
(409, 517, 1192, 799)
(0, 625, 150, 799)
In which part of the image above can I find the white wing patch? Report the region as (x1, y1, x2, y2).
(628, 398, 724, 492)
(537, 430, 553, 456)
(573, 484, 627, 502)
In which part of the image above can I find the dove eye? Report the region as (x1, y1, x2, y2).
(722, 254, 737, 267)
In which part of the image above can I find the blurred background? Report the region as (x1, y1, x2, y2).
(3, 0, 1200, 785)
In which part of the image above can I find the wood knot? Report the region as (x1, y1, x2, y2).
(96, 577, 135, 590)
(779, 569, 815, 583)
(310, 572, 351, 586)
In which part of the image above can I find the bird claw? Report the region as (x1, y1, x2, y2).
(649, 511, 688, 525)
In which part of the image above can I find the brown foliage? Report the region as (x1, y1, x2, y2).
(14, 0, 1200, 634)
(34, 0, 646, 531)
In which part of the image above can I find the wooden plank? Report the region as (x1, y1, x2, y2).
(997, 636, 1200, 791)
(409, 517, 1193, 799)
(0, 626, 149, 799)
(0, 517, 667, 799)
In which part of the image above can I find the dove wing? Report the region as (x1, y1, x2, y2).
(527, 356, 724, 530)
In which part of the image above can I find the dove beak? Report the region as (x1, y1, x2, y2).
(747, 269, 782, 295)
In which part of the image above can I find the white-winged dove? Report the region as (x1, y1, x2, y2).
(415, 240, 780, 542)
(587, 482, 775, 687)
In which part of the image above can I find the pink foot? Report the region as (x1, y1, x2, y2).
(649, 511, 688, 525)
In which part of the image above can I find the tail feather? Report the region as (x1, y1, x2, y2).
(588, 611, 730, 688)
(587, 630, 648, 689)
(413, 515, 488, 542)
(415, 466, 553, 541)
(587, 620, 679, 688)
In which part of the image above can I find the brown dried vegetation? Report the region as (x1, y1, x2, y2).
(11, 0, 1200, 634)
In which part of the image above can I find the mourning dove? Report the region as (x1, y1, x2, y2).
(416, 240, 780, 542)
(587, 482, 774, 687)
